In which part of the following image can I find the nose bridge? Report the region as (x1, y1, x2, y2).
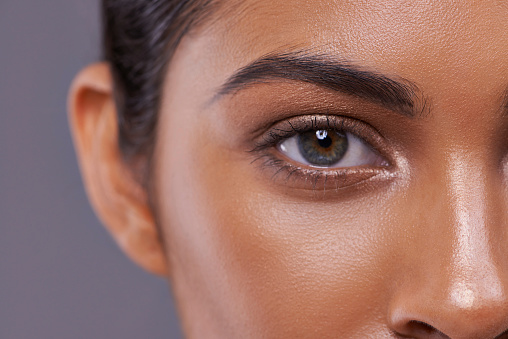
(444, 152, 505, 309)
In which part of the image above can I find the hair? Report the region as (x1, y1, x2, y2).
(102, 0, 217, 170)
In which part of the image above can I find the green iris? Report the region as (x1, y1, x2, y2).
(297, 130, 349, 166)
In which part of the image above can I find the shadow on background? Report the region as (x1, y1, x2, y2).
(0, 1, 182, 338)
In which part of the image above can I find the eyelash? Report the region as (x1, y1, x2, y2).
(249, 114, 391, 191)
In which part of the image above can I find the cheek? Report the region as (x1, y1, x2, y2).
(155, 114, 408, 337)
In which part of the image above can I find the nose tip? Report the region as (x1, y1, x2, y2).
(388, 285, 508, 339)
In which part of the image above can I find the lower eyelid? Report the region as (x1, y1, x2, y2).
(251, 151, 389, 192)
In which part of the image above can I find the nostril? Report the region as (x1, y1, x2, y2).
(393, 320, 450, 339)
(495, 330, 508, 339)
(406, 321, 449, 338)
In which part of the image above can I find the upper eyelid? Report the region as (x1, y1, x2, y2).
(251, 114, 380, 150)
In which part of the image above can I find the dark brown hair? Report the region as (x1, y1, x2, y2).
(102, 0, 216, 163)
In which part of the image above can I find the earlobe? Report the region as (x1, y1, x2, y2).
(68, 63, 168, 276)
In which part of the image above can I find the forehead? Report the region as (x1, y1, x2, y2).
(192, 0, 508, 94)
(215, 0, 508, 56)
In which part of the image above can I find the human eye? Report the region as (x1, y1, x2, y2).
(250, 115, 392, 191)
(279, 129, 384, 168)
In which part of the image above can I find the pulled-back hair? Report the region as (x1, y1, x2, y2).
(102, 0, 215, 162)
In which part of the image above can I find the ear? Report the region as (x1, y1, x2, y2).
(68, 63, 168, 276)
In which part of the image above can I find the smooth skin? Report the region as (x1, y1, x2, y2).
(69, 0, 508, 338)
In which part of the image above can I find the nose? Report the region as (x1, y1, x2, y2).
(388, 154, 508, 339)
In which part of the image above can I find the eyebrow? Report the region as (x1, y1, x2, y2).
(214, 51, 427, 118)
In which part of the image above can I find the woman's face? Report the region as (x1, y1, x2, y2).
(72, 0, 508, 337)
(154, 0, 508, 337)
(154, 1, 508, 337)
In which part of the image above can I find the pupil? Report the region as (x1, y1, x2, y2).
(316, 131, 332, 148)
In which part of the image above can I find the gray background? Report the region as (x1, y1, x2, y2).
(1, 1, 183, 338)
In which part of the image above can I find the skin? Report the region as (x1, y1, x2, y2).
(69, 0, 508, 338)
